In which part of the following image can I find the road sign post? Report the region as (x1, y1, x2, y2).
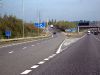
(5, 31, 11, 39)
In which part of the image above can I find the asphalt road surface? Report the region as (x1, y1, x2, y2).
(27, 34, 100, 75)
(0, 33, 65, 75)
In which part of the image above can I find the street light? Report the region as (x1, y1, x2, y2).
(0, 0, 3, 16)
(22, 0, 24, 38)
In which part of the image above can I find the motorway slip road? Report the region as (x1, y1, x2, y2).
(0, 33, 66, 75)
(27, 34, 100, 75)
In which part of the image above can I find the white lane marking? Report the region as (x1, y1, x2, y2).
(23, 47, 27, 49)
(56, 39, 66, 54)
(31, 65, 39, 69)
(2, 46, 7, 48)
(48, 56, 53, 59)
(81, 34, 86, 38)
(48, 54, 56, 59)
(52, 54, 56, 57)
(52, 35, 53, 38)
(38, 61, 45, 65)
(92, 35, 100, 41)
(20, 70, 32, 74)
(0, 37, 49, 49)
(95, 37, 100, 41)
(63, 42, 71, 46)
(20, 53, 57, 74)
(31, 45, 35, 47)
(49, 55, 54, 59)
(44, 58, 49, 61)
(0, 40, 38, 49)
(62, 35, 86, 51)
(9, 51, 14, 54)
(56, 34, 86, 54)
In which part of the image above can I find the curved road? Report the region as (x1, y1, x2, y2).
(0, 33, 65, 75)
(28, 34, 100, 75)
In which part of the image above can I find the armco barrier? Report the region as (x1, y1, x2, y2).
(0, 35, 50, 42)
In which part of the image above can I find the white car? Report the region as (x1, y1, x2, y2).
(87, 31, 91, 35)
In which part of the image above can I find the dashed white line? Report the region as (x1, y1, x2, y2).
(52, 35, 53, 38)
(2, 45, 10, 48)
(31, 65, 39, 69)
(0, 40, 38, 49)
(20, 70, 32, 75)
(52, 54, 56, 57)
(38, 61, 45, 65)
(31, 45, 35, 47)
(49, 54, 56, 58)
(95, 38, 100, 41)
(92, 35, 100, 41)
(23, 47, 27, 49)
(44, 58, 49, 61)
(49, 56, 53, 59)
(20, 54, 57, 74)
(9, 51, 14, 54)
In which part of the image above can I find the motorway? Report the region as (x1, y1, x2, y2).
(27, 34, 100, 75)
(0, 33, 66, 75)
(0, 33, 100, 75)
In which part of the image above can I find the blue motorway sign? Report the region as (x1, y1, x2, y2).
(34, 22, 46, 28)
(5, 31, 11, 37)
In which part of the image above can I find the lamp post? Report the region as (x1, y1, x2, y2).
(0, 0, 3, 16)
(22, 0, 24, 38)
(38, 10, 41, 36)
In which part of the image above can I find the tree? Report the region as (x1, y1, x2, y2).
(54, 21, 77, 31)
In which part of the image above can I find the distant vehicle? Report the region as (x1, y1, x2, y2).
(87, 30, 91, 35)
(94, 31, 98, 35)
(53, 32, 56, 34)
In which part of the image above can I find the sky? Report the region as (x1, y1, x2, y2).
(0, 0, 100, 22)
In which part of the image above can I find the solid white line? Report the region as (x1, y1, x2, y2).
(20, 70, 32, 74)
(56, 39, 66, 54)
(79, 34, 86, 40)
(31, 65, 39, 69)
(56, 34, 86, 54)
(38, 61, 45, 65)
(9, 51, 14, 54)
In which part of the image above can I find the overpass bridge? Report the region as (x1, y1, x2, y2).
(77, 25, 100, 32)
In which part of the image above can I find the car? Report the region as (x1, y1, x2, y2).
(94, 31, 98, 35)
(87, 30, 91, 35)
(53, 32, 56, 34)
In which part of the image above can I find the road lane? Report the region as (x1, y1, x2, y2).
(0, 33, 65, 75)
(28, 34, 100, 75)
(0, 36, 54, 56)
